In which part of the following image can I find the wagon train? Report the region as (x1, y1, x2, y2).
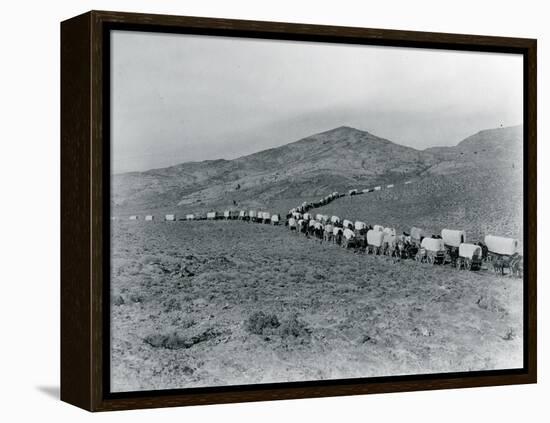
(122, 184, 521, 278)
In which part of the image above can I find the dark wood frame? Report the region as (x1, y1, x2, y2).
(61, 10, 537, 412)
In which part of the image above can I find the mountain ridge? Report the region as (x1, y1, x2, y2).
(112, 124, 523, 214)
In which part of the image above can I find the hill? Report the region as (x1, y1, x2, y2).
(319, 125, 524, 245)
(112, 125, 523, 217)
(112, 126, 438, 214)
(424, 125, 523, 175)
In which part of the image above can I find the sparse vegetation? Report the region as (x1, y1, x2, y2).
(110, 125, 524, 392)
(245, 311, 280, 335)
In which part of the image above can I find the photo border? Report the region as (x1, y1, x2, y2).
(60, 10, 537, 411)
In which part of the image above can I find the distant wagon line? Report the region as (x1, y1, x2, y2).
(114, 177, 521, 276)
(114, 178, 414, 223)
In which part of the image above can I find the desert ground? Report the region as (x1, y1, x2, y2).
(110, 217, 523, 392)
(110, 125, 524, 392)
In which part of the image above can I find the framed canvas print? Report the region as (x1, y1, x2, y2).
(60, 10, 537, 411)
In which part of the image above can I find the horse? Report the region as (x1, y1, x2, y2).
(510, 254, 523, 277)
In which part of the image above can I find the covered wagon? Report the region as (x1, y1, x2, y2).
(324, 224, 334, 242)
(457, 243, 483, 270)
(165, 214, 176, 221)
(288, 217, 297, 231)
(249, 210, 258, 222)
(383, 227, 396, 236)
(238, 210, 248, 220)
(366, 229, 384, 254)
(291, 211, 302, 220)
(374, 186, 381, 191)
(343, 219, 353, 229)
(270, 214, 280, 225)
(484, 235, 518, 256)
(128, 215, 139, 220)
(355, 221, 367, 231)
(382, 233, 397, 255)
(342, 228, 356, 248)
(441, 229, 466, 265)
(484, 235, 521, 276)
(145, 215, 154, 221)
(348, 189, 358, 196)
(441, 229, 466, 248)
(330, 215, 341, 225)
(185, 214, 195, 221)
(418, 237, 445, 264)
(354, 221, 368, 240)
(410, 227, 424, 245)
(261, 211, 271, 223)
(386, 184, 394, 188)
(373, 224, 384, 233)
(303, 213, 312, 221)
(206, 211, 218, 220)
(333, 227, 344, 245)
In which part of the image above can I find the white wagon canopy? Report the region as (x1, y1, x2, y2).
(441, 229, 466, 248)
(484, 235, 519, 256)
(421, 237, 444, 252)
(459, 243, 482, 259)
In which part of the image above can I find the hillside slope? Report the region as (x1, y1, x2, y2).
(112, 125, 523, 217)
(112, 126, 438, 214)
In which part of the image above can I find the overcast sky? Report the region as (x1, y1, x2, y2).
(111, 30, 523, 174)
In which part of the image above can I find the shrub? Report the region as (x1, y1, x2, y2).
(245, 311, 280, 335)
(279, 314, 309, 339)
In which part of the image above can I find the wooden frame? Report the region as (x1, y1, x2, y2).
(61, 10, 537, 412)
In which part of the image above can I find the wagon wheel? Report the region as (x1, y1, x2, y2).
(426, 255, 433, 265)
(465, 258, 472, 271)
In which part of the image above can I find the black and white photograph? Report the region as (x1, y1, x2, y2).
(109, 29, 525, 393)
